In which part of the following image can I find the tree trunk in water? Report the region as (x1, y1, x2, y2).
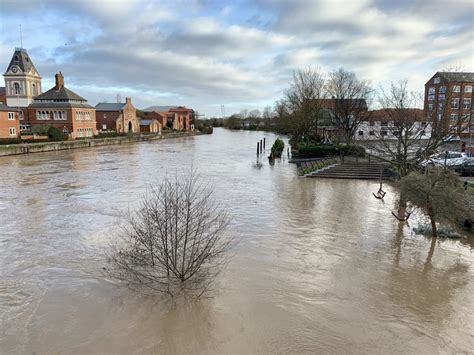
(397, 191, 407, 219)
(427, 202, 437, 238)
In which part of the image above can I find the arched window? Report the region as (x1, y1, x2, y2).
(32, 83, 37, 96)
(13, 83, 21, 95)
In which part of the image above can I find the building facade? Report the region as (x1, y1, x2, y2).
(2, 47, 43, 127)
(0, 103, 20, 139)
(143, 106, 195, 131)
(424, 72, 473, 138)
(354, 109, 430, 141)
(27, 72, 97, 139)
(95, 97, 140, 133)
(140, 119, 161, 133)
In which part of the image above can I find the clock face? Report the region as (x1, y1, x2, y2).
(11, 66, 18, 73)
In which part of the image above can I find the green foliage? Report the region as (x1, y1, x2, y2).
(271, 138, 285, 158)
(298, 145, 339, 158)
(338, 144, 366, 157)
(413, 224, 462, 238)
(296, 143, 365, 158)
(95, 132, 123, 138)
(31, 124, 51, 135)
(224, 115, 242, 129)
(47, 126, 67, 141)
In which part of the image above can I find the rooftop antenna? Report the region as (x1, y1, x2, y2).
(19, 24, 23, 48)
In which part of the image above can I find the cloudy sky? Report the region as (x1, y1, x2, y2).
(0, 0, 473, 117)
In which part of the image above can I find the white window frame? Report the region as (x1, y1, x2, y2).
(9, 127, 16, 136)
(463, 98, 471, 109)
(453, 85, 461, 93)
(465, 85, 472, 93)
(451, 98, 460, 109)
(8, 112, 15, 120)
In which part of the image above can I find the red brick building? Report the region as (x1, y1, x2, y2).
(424, 72, 473, 138)
(0, 103, 20, 139)
(143, 106, 195, 131)
(27, 72, 97, 139)
(95, 97, 140, 133)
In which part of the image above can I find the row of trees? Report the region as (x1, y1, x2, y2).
(276, 67, 371, 145)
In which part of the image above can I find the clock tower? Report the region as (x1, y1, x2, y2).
(3, 47, 42, 108)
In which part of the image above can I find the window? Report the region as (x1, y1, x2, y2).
(369, 131, 374, 136)
(450, 113, 459, 121)
(13, 82, 21, 95)
(434, 77, 440, 84)
(428, 87, 435, 94)
(428, 94, 435, 101)
(453, 85, 461, 93)
(438, 94, 445, 100)
(381, 130, 387, 136)
(358, 131, 363, 136)
(451, 98, 460, 109)
(428, 103, 434, 112)
(462, 114, 471, 121)
(392, 131, 399, 136)
(9, 127, 16, 136)
(439, 86, 446, 94)
(8, 112, 15, 120)
(102, 124, 107, 130)
(465, 85, 472, 93)
(32, 83, 37, 96)
(463, 98, 471, 109)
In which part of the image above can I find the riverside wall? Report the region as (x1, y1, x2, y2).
(0, 132, 200, 157)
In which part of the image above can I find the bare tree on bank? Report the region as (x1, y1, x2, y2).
(106, 171, 232, 297)
(277, 67, 326, 146)
(326, 68, 371, 143)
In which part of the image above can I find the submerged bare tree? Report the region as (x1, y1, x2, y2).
(107, 171, 232, 296)
(398, 168, 472, 238)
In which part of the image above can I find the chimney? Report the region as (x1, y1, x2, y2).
(55, 72, 64, 90)
(125, 97, 131, 105)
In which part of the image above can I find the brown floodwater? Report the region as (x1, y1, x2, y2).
(0, 128, 473, 354)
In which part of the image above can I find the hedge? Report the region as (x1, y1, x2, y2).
(297, 144, 365, 158)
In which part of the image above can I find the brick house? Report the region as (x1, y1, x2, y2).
(424, 72, 473, 139)
(140, 118, 161, 133)
(143, 106, 195, 131)
(143, 110, 165, 127)
(27, 72, 97, 139)
(95, 97, 140, 133)
(0, 103, 20, 139)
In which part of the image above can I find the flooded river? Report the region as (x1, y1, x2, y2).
(0, 128, 473, 354)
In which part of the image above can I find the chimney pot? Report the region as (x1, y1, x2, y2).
(55, 72, 64, 90)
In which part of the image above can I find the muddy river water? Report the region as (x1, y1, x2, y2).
(0, 128, 473, 354)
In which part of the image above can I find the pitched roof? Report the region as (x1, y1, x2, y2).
(0, 103, 19, 111)
(140, 119, 155, 125)
(438, 72, 474, 83)
(5, 48, 40, 75)
(34, 86, 87, 102)
(143, 105, 177, 112)
(95, 103, 126, 111)
(364, 108, 425, 122)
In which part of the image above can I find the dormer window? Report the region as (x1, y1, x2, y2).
(434, 77, 441, 84)
(14, 55, 19, 61)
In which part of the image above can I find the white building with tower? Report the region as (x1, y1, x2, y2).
(2, 47, 42, 112)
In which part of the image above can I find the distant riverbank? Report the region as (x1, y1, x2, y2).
(0, 131, 202, 157)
